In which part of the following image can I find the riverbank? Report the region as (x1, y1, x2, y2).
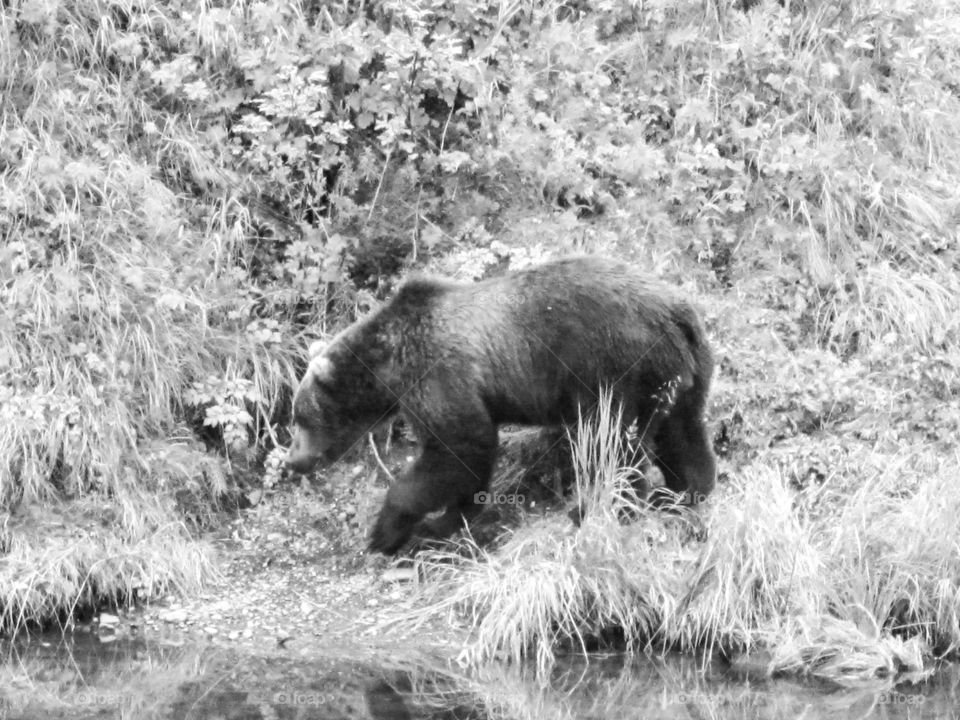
(2, 0, 959, 688)
(4, 261, 959, 686)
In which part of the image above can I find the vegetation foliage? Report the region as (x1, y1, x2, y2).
(401, 399, 959, 682)
(0, 0, 958, 681)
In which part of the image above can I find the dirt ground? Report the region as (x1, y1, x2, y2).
(133, 487, 455, 655)
(104, 291, 766, 657)
(122, 430, 571, 657)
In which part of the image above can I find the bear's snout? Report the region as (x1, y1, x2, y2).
(284, 427, 327, 474)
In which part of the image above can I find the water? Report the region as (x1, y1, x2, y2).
(0, 633, 957, 719)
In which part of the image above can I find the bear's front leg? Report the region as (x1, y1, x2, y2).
(368, 429, 496, 555)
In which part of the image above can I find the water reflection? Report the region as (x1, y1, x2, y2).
(0, 634, 956, 719)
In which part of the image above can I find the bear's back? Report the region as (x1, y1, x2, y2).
(379, 256, 704, 426)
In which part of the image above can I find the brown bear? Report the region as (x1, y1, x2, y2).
(285, 256, 716, 554)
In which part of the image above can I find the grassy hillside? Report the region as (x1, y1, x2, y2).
(1, 0, 958, 678)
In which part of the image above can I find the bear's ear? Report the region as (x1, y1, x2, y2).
(307, 340, 328, 359)
(308, 354, 335, 382)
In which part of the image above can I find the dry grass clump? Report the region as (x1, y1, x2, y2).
(0, 492, 216, 633)
(399, 398, 960, 683)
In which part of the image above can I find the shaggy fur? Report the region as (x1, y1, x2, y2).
(285, 256, 716, 554)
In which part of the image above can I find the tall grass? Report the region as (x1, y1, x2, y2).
(819, 262, 960, 352)
(3, 0, 959, 636)
(765, 0, 960, 349)
(398, 396, 702, 671)
(0, 0, 311, 499)
(491, 0, 960, 351)
(399, 397, 960, 682)
(0, 491, 217, 633)
(0, 0, 299, 629)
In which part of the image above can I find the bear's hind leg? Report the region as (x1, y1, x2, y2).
(650, 401, 716, 505)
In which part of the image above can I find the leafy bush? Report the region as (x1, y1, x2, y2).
(1, 0, 959, 631)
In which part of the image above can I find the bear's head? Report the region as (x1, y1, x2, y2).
(285, 339, 394, 474)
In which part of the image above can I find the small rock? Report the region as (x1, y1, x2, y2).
(382, 567, 416, 583)
(159, 609, 188, 624)
(98, 613, 120, 627)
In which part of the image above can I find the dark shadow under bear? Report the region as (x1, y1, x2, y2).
(285, 256, 716, 555)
